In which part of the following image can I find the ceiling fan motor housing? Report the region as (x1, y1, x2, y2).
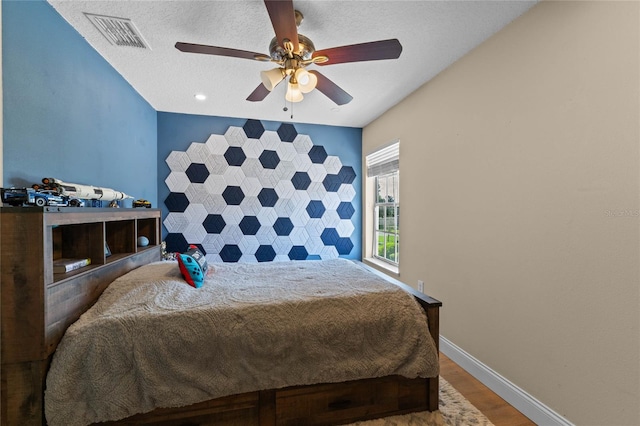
(268, 34, 315, 62)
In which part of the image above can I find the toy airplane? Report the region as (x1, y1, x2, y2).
(41, 178, 132, 201)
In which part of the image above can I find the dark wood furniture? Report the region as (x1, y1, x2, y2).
(1, 207, 441, 426)
(1, 207, 162, 426)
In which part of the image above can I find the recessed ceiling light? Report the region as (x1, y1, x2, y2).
(194, 94, 207, 101)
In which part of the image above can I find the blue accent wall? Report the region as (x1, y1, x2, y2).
(2, 0, 157, 205)
(157, 113, 362, 261)
(2, 1, 363, 261)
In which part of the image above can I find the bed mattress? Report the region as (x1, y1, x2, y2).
(45, 258, 439, 426)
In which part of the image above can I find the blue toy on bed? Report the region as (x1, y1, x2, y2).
(177, 245, 208, 288)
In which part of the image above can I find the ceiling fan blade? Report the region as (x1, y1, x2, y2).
(264, 0, 299, 53)
(309, 71, 353, 106)
(175, 42, 269, 61)
(246, 83, 271, 102)
(312, 39, 402, 66)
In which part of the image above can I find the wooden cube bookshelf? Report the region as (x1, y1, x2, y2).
(137, 217, 159, 246)
(105, 219, 135, 259)
(0, 206, 162, 425)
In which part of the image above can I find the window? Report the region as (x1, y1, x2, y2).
(366, 141, 400, 266)
(374, 171, 399, 264)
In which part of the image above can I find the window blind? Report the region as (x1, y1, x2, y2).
(366, 140, 399, 177)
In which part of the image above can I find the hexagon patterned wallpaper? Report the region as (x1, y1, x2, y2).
(163, 119, 358, 263)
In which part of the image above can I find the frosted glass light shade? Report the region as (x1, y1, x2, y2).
(260, 68, 285, 91)
(295, 68, 317, 93)
(285, 82, 304, 102)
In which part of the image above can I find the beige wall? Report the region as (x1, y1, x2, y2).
(363, 1, 639, 424)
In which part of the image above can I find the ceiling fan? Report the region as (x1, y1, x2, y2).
(175, 0, 402, 106)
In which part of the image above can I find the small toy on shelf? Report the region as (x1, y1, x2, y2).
(1, 188, 29, 206)
(2, 177, 131, 208)
(1, 187, 84, 207)
(133, 199, 152, 208)
(41, 177, 132, 202)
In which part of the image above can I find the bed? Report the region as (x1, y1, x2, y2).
(24, 256, 443, 426)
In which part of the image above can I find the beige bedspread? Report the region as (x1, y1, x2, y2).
(45, 259, 438, 426)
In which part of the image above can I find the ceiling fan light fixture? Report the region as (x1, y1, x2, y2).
(260, 67, 285, 91)
(285, 82, 304, 103)
(295, 68, 317, 93)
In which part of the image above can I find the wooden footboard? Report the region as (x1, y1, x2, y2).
(98, 375, 436, 426)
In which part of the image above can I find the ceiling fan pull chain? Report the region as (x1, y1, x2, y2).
(283, 80, 289, 113)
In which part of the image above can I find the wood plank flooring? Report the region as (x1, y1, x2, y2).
(440, 353, 537, 426)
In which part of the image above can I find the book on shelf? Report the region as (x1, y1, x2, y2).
(53, 258, 91, 273)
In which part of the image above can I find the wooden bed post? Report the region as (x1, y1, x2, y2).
(418, 296, 442, 411)
(425, 304, 441, 412)
(259, 390, 276, 426)
(354, 262, 443, 414)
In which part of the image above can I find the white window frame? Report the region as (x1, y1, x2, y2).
(366, 140, 400, 269)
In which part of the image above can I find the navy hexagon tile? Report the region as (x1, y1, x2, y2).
(258, 188, 279, 207)
(185, 163, 209, 183)
(288, 245, 308, 260)
(255, 245, 276, 262)
(291, 171, 311, 190)
(243, 119, 265, 139)
(239, 216, 261, 235)
(335, 237, 354, 255)
(336, 202, 355, 220)
(163, 121, 357, 262)
(164, 232, 189, 253)
(203, 214, 226, 234)
(165, 192, 190, 213)
(308, 145, 328, 164)
(306, 200, 326, 219)
(273, 217, 294, 236)
(277, 123, 298, 142)
(220, 244, 242, 262)
(259, 150, 280, 170)
(322, 174, 343, 192)
(224, 146, 247, 167)
(338, 166, 356, 184)
(222, 186, 245, 205)
(320, 228, 340, 246)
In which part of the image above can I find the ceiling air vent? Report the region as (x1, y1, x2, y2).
(84, 13, 149, 49)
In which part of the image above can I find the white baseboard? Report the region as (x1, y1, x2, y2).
(440, 336, 573, 426)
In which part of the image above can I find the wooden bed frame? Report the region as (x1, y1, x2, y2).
(1, 208, 441, 426)
(100, 265, 442, 426)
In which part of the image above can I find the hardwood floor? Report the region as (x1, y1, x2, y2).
(440, 353, 537, 426)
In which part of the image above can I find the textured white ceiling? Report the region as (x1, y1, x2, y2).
(48, 0, 537, 128)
